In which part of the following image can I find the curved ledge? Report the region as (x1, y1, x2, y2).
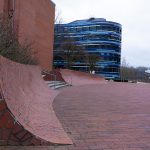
(59, 69, 106, 86)
(0, 56, 72, 145)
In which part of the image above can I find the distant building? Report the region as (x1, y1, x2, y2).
(0, 0, 55, 71)
(54, 18, 122, 79)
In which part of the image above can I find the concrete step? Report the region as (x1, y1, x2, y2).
(45, 81, 64, 85)
(47, 81, 67, 87)
(50, 83, 71, 90)
(45, 81, 71, 90)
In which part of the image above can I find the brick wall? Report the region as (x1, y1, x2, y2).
(0, 0, 9, 15)
(0, 100, 51, 146)
(14, 0, 55, 71)
(0, 0, 55, 71)
(0, 0, 4, 14)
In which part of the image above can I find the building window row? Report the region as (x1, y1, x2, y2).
(94, 67, 119, 73)
(55, 34, 121, 42)
(55, 25, 121, 34)
(85, 44, 120, 51)
(54, 44, 121, 53)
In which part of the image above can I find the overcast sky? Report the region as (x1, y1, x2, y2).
(53, 0, 150, 67)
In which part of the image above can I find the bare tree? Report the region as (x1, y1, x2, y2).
(120, 57, 150, 82)
(120, 57, 129, 81)
(55, 37, 86, 69)
(86, 53, 101, 73)
(55, 9, 63, 24)
(0, 14, 37, 64)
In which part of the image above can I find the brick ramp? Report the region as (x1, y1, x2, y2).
(59, 69, 106, 86)
(0, 56, 72, 145)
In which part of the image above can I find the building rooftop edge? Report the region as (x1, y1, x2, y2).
(55, 18, 121, 26)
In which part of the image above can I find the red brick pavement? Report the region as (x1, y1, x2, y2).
(53, 82, 150, 150)
(1, 82, 150, 150)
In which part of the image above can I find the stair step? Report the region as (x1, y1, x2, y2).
(45, 80, 71, 90)
(45, 81, 64, 84)
(51, 84, 70, 90)
(47, 82, 67, 87)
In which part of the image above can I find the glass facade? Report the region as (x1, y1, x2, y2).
(54, 18, 122, 79)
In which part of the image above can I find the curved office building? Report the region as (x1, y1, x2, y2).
(54, 18, 122, 79)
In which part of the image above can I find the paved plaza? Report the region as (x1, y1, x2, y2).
(1, 82, 150, 150)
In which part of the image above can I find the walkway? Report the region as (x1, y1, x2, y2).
(53, 82, 150, 150)
(1, 82, 150, 149)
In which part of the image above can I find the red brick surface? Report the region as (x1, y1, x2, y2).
(0, 0, 4, 14)
(15, 0, 55, 70)
(1, 82, 150, 149)
(0, 0, 55, 71)
(43, 69, 65, 82)
(60, 69, 106, 86)
(14, 0, 55, 71)
(0, 101, 6, 111)
(0, 56, 72, 145)
(53, 83, 150, 149)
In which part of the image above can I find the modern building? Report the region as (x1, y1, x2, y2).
(0, 0, 55, 71)
(54, 18, 122, 79)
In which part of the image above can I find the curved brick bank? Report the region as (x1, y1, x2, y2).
(59, 69, 106, 86)
(0, 56, 72, 146)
